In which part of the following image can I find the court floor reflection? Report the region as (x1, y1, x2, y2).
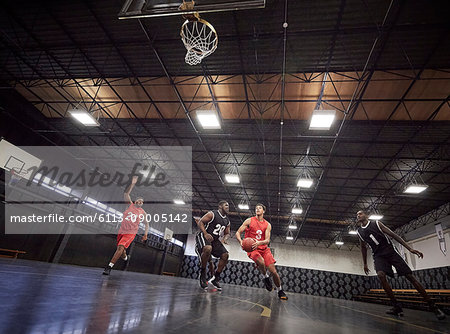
(0, 259, 448, 334)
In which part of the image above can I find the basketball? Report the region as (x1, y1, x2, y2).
(242, 238, 256, 252)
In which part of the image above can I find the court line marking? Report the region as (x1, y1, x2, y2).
(285, 299, 313, 320)
(0, 269, 105, 281)
(337, 304, 448, 334)
(168, 294, 245, 332)
(220, 295, 271, 318)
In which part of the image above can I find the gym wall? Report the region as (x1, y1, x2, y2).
(181, 232, 449, 299)
(184, 234, 373, 275)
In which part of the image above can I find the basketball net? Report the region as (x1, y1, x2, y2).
(179, 1, 218, 66)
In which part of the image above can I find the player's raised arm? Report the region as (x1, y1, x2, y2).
(235, 218, 251, 245)
(378, 222, 423, 258)
(124, 176, 138, 205)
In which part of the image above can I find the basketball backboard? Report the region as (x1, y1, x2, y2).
(118, 0, 266, 19)
(0, 139, 42, 181)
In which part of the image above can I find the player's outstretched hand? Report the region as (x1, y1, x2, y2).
(132, 175, 139, 184)
(411, 249, 423, 258)
(251, 240, 259, 250)
(142, 234, 147, 242)
(364, 265, 370, 275)
(205, 233, 213, 242)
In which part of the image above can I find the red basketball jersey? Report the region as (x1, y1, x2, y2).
(119, 204, 145, 234)
(244, 216, 269, 250)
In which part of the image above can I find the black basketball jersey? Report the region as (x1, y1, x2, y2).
(203, 210, 230, 240)
(357, 221, 396, 257)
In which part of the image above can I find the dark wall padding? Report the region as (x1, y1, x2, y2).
(180, 255, 449, 299)
(0, 233, 183, 275)
(57, 234, 184, 275)
(0, 234, 61, 262)
(382, 266, 449, 290)
(181, 255, 371, 299)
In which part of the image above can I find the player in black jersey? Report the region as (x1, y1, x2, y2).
(195, 200, 231, 290)
(356, 210, 445, 320)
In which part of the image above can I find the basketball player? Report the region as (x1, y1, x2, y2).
(195, 200, 231, 290)
(235, 203, 288, 300)
(356, 210, 445, 319)
(103, 176, 149, 275)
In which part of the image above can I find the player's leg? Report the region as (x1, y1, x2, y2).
(120, 246, 128, 260)
(195, 232, 211, 289)
(377, 270, 396, 302)
(111, 245, 126, 264)
(103, 234, 133, 275)
(208, 241, 228, 290)
(248, 250, 272, 291)
(267, 265, 287, 300)
(253, 254, 267, 275)
(209, 253, 228, 291)
(405, 274, 446, 320)
(264, 248, 288, 300)
(200, 245, 212, 270)
(208, 257, 215, 278)
(103, 245, 125, 275)
(216, 251, 229, 273)
(372, 255, 403, 315)
(267, 264, 281, 287)
(377, 270, 402, 316)
(199, 245, 212, 289)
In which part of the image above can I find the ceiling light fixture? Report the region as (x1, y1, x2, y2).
(69, 109, 99, 126)
(309, 109, 336, 130)
(404, 184, 428, 194)
(225, 174, 240, 184)
(297, 178, 314, 188)
(238, 203, 249, 210)
(196, 110, 221, 129)
(291, 207, 303, 214)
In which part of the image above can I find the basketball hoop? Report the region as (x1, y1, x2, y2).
(179, 1, 218, 66)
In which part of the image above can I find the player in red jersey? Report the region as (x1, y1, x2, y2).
(103, 176, 149, 275)
(236, 203, 288, 300)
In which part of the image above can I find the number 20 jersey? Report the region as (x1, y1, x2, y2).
(204, 210, 230, 240)
(244, 216, 269, 250)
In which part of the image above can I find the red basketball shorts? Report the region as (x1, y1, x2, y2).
(247, 247, 276, 267)
(117, 234, 136, 249)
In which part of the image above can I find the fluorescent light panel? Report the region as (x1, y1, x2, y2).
(69, 109, 99, 126)
(225, 174, 240, 183)
(349, 230, 358, 235)
(369, 214, 383, 220)
(309, 110, 336, 130)
(291, 207, 303, 214)
(174, 199, 185, 205)
(297, 178, 313, 188)
(196, 110, 221, 129)
(335, 241, 344, 245)
(404, 184, 428, 194)
(286, 236, 294, 240)
(238, 204, 249, 210)
(288, 225, 297, 230)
